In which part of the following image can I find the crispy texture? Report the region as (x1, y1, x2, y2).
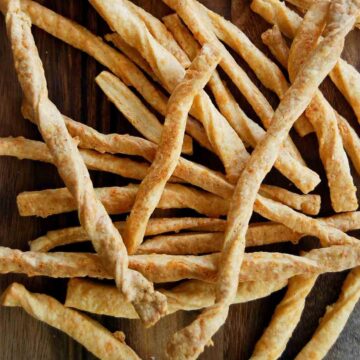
(65, 278, 287, 318)
(250, 275, 318, 360)
(96, 71, 193, 154)
(251, 0, 360, 126)
(29, 217, 227, 252)
(0, 246, 318, 283)
(124, 44, 221, 254)
(288, 1, 357, 212)
(163, 0, 310, 169)
(0, 283, 140, 360)
(295, 267, 360, 360)
(163, 13, 320, 193)
(17, 184, 229, 218)
(165, 2, 357, 357)
(90, 0, 249, 183)
(4, 0, 165, 325)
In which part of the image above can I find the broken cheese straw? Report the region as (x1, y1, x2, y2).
(163, 0, 307, 165)
(288, 1, 357, 213)
(262, 25, 360, 187)
(251, 0, 360, 126)
(0, 136, 181, 183)
(162, 13, 320, 193)
(0, 283, 140, 360)
(295, 267, 360, 360)
(0, 246, 318, 283)
(0, 0, 210, 152)
(65, 278, 288, 319)
(4, 0, 165, 325)
(89, 0, 250, 184)
(165, 2, 358, 357)
(197, 1, 313, 137)
(29, 217, 227, 253)
(250, 275, 318, 360)
(124, 44, 222, 254)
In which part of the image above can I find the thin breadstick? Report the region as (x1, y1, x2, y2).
(95, 71, 193, 154)
(295, 267, 360, 360)
(105, 32, 157, 81)
(0, 246, 318, 283)
(16, 184, 229, 218)
(163, 0, 308, 166)
(29, 217, 227, 253)
(288, 1, 357, 213)
(4, 0, 165, 325)
(65, 278, 288, 318)
(163, 13, 320, 192)
(250, 275, 318, 360)
(124, 44, 221, 253)
(0, 0, 210, 151)
(197, 1, 313, 137)
(123, 0, 190, 68)
(166, 2, 358, 357)
(262, 24, 360, 181)
(0, 283, 140, 360)
(251, 0, 360, 126)
(90, 0, 249, 184)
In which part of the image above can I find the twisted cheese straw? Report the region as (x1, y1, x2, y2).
(4, 0, 166, 326)
(166, 1, 359, 357)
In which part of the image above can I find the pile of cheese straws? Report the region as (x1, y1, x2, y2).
(0, 0, 360, 358)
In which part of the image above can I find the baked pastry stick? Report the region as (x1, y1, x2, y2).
(90, 0, 248, 184)
(165, 1, 359, 357)
(1, 283, 140, 360)
(251, 0, 360, 126)
(3, 0, 166, 326)
(124, 44, 222, 253)
(162, 13, 320, 194)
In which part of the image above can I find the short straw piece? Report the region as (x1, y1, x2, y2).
(0, 246, 319, 283)
(288, 0, 357, 212)
(165, 2, 358, 357)
(65, 278, 288, 318)
(4, 0, 165, 325)
(295, 267, 360, 360)
(163, 13, 320, 193)
(251, 0, 360, 126)
(250, 275, 318, 360)
(0, 283, 140, 360)
(124, 44, 221, 254)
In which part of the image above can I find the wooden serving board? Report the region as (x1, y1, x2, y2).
(1, 1, 360, 359)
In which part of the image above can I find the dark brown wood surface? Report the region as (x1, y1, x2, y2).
(0, 1, 360, 359)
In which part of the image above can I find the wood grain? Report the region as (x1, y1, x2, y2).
(0, 0, 359, 359)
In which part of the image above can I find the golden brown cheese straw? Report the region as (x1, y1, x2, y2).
(4, 0, 165, 325)
(251, 0, 360, 126)
(0, 283, 140, 360)
(124, 44, 221, 253)
(90, 0, 250, 183)
(165, 2, 358, 357)
(288, 1, 357, 212)
(65, 278, 288, 318)
(0, 246, 318, 283)
(262, 24, 360, 182)
(163, 0, 308, 167)
(17, 184, 229, 218)
(29, 217, 227, 253)
(95, 71, 193, 154)
(250, 275, 318, 360)
(295, 267, 360, 360)
(163, 13, 320, 193)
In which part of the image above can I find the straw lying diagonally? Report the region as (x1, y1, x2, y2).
(0, 283, 140, 360)
(4, 0, 166, 326)
(124, 44, 222, 254)
(165, 1, 358, 357)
